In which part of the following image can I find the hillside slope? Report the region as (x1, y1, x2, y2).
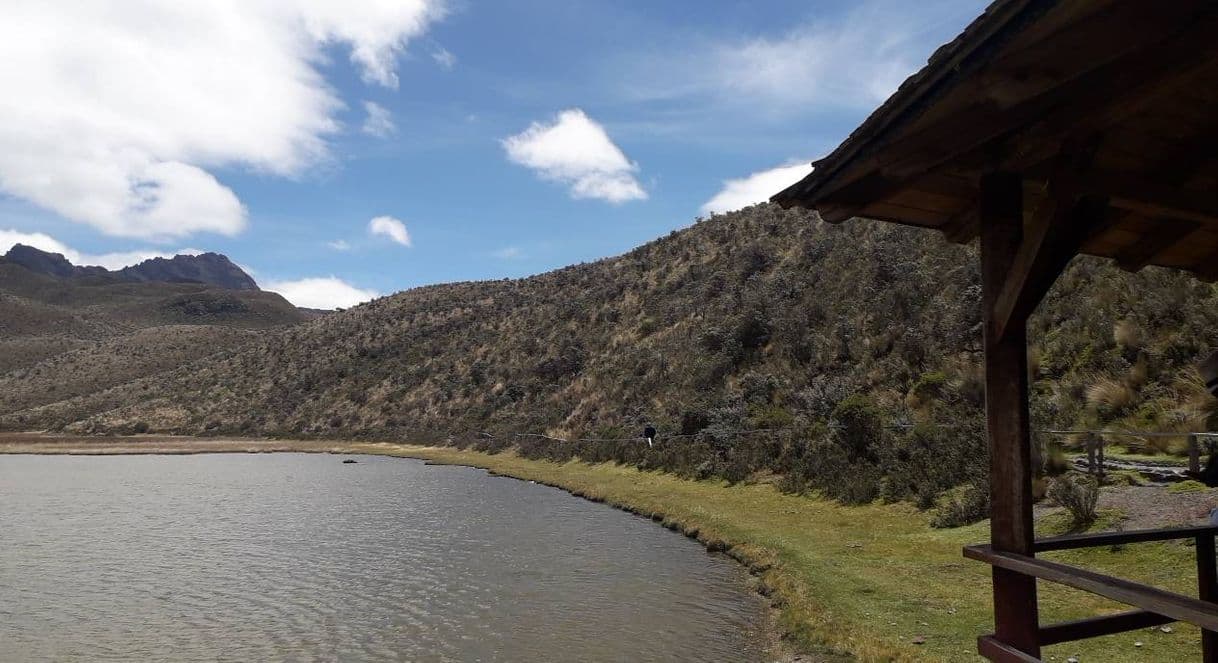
(0, 253, 307, 408)
(9, 206, 1218, 486)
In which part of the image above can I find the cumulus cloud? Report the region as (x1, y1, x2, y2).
(502, 109, 646, 204)
(264, 276, 379, 310)
(0, 229, 201, 270)
(432, 47, 456, 70)
(361, 101, 397, 138)
(327, 239, 352, 251)
(0, 1, 445, 240)
(701, 162, 813, 215)
(368, 216, 412, 247)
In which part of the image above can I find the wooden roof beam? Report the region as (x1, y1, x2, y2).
(990, 194, 1110, 343)
(809, 8, 1218, 209)
(1113, 218, 1201, 272)
(1079, 173, 1218, 226)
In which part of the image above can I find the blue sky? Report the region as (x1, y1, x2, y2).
(0, 0, 987, 308)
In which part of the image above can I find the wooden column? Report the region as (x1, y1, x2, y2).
(980, 172, 1041, 658)
(1199, 531, 1218, 662)
(1191, 434, 1202, 476)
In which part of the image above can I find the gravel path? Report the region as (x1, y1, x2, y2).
(1036, 485, 1218, 530)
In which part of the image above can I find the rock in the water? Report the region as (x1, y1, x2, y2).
(342, 459, 357, 464)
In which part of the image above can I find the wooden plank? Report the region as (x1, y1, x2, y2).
(1039, 610, 1175, 646)
(861, 201, 951, 226)
(1114, 218, 1201, 271)
(979, 172, 1040, 658)
(1036, 525, 1218, 552)
(1197, 532, 1218, 662)
(978, 635, 1042, 663)
(942, 206, 980, 244)
(882, 10, 1218, 180)
(964, 545, 1218, 632)
(991, 194, 1111, 343)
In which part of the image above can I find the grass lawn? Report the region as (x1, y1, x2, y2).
(359, 443, 1205, 662)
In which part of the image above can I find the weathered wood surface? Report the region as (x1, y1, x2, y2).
(1033, 525, 1218, 552)
(964, 545, 1218, 633)
(980, 172, 1040, 657)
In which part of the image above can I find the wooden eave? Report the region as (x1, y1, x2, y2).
(772, 0, 1218, 280)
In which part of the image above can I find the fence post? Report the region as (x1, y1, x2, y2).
(1197, 531, 1218, 662)
(1087, 437, 1096, 476)
(1096, 435, 1105, 482)
(1191, 434, 1202, 476)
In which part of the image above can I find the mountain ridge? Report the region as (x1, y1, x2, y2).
(4, 244, 259, 291)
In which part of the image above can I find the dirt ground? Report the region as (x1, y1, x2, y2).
(1036, 484, 1218, 530)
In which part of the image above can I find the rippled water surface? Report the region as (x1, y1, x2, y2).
(0, 453, 764, 662)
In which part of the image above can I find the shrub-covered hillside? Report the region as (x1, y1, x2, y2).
(8, 204, 1218, 512)
(0, 254, 307, 401)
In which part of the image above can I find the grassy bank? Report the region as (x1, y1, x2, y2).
(1, 434, 1204, 662)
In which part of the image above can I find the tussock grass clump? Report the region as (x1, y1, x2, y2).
(1113, 318, 1144, 350)
(1086, 377, 1136, 416)
(1048, 473, 1100, 527)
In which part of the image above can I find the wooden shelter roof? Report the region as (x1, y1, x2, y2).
(772, 0, 1218, 279)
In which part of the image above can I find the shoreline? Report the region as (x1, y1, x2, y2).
(2, 433, 1203, 662)
(0, 433, 806, 662)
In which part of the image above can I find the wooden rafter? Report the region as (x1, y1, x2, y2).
(1079, 173, 1218, 226)
(1114, 218, 1200, 272)
(813, 7, 1218, 214)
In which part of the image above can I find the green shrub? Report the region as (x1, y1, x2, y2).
(1169, 479, 1209, 494)
(910, 371, 948, 401)
(1043, 443, 1070, 476)
(1048, 474, 1100, 527)
(831, 394, 882, 462)
(930, 482, 990, 528)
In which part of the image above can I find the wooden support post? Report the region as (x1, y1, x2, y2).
(1096, 436, 1105, 483)
(1087, 437, 1097, 476)
(980, 172, 1040, 659)
(1192, 435, 1202, 476)
(1198, 531, 1218, 662)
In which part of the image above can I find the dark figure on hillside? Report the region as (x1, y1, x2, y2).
(643, 425, 657, 449)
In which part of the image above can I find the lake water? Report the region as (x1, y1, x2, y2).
(0, 453, 765, 662)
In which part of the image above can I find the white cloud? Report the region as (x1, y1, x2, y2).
(701, 162, 814, 215)
(493, 247, 523, 259)
(264, 277, 379, 310)
(502, 109, 646, 204)
(327, 239, 352, 251)
(620, 1, 984, 113)
(0, 1, 445, 240)
(0, 228, 199, 270)
(361, 101, 397, 138)
(368, 216, 412, 247)
(432, 47, 456, 70)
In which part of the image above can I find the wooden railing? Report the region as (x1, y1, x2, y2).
(965, 525, 1218, 661)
